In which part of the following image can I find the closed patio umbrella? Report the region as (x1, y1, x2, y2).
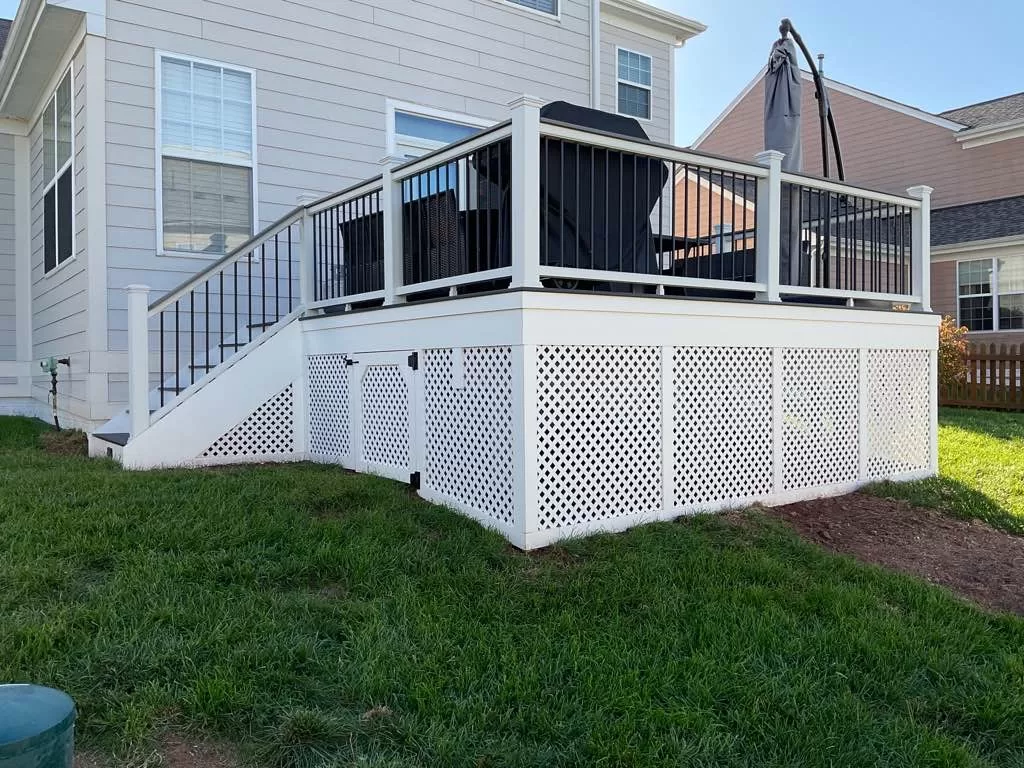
(764, 33, 802, 172)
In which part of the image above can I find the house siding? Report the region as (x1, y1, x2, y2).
(600, 20, 672, 143)
(30, 40, 91, 420)
(102, 0, 596, 384)
(697, 78, 1024, 210)
(0, 133, 15, 361)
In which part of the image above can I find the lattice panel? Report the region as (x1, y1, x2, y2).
(781, 348, 859, 490)
(307, 355, 351, 460)
(866, 349, 931, 478)
(535, 345, 662, 530)
(674, 347, 773, 508)
(423, 347, 515, 525)
(361, 365, 410, 470)
(203, 384, 295, 458)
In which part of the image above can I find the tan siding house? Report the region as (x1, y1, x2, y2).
(693, 71, 1024, 346)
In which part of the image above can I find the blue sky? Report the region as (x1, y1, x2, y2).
(1, 0, 1019, 147)
(669, 0, 1024, 145)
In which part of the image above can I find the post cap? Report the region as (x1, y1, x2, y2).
(906, 185, 934, 199)
(754, 150, 786, 166)
(124, 284, 151, 294)
(507, 94, 546, 110)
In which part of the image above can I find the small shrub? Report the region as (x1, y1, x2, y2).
(938, 316, 969, 391)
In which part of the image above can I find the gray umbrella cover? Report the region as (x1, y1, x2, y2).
(764, 37, 802, 172)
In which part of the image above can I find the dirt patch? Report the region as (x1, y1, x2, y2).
(158, 732, 240, 768)
(768, 493, 1024, 615)
(40, 429, 88, 456)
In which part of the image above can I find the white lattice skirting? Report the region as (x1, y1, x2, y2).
(303, 340, 934, 549)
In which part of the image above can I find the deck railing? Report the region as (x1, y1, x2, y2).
(126, 95, 933, 440)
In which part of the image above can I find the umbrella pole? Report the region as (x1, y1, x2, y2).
(780, 18, 845, 181)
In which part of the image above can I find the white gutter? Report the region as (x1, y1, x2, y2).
(955, 117, 1024, 149)
(591, 0, 601, 109)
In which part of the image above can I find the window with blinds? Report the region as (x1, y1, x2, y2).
(505, 0, 558, 16)
(616, 48, 652, 120)
(41, 69, 73, 273)
(158, 55, 255, 255)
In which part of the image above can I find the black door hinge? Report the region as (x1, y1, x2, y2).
(343, 354, 357, 367)
(409, 471, 421, 490)
(407, 351, 419, 370)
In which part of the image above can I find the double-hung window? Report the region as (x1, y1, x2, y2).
(41, 69, 74, 273)
(158, 55, 255, 256)
(957, 255, 1024, 331)
(617, 48, 652, 120)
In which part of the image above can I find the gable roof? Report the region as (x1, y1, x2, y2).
(939, 93, 1024, 129)
(932, 195, 1024, 247)
(692, 68, 966, 148)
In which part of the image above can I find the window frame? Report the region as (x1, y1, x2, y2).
(496, 0, 561, 21)
(615, 46, 653, 122)
(956, 255, 1024, 332)
(40, 65, 75, 276)
(154, 51, 259, 259)
(385, 100, 493, 160)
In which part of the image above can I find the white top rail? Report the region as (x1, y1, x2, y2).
(391, 122, 514, 184)
(539, 121, 771, 179)
(306, 176, 384, 216)
(780, 171, 921, 209)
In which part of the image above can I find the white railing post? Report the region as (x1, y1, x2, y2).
(125, 284, 151, 438)
(297, 194, 318, 307)
(907, 185, 933, 312)
(509, 94, 544, 290)
(381, 156, 406, 305)
(754, 150, 784, 303)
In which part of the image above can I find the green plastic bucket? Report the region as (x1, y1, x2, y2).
(0, 685, 75, 768)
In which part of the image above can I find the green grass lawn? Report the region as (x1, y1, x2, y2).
(870, 407, 1024, 534)
(1, 412, 1023, 767)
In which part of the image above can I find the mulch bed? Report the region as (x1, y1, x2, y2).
(767, 493, 1024, 616)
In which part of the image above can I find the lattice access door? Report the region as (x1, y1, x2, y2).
(352, 352, 416, 483)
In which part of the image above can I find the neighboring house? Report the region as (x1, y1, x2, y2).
(0, 0, 705, 430)
(693, 70, 1024, 345)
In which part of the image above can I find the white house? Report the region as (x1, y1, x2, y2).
(0, 0, 704, 429)
(0, 0, 940, 550)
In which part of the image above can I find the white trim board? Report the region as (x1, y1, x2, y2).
(691, 67, 966, 149)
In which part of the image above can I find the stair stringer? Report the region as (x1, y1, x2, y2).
(120, 317, 306, 469)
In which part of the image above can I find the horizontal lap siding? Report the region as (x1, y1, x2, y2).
(0, 134, 15, 360)
(104, 0, 593, 379)
(31, 43, 90, 413)
(600, 22, 672, 143)
(698, 78, 1024, 210)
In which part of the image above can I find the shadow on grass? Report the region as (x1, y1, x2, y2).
(867, 475, 1024, 536)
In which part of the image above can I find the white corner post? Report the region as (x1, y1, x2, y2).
(754, 150, 784, 302)
(296, 194, 319, 307)
(907, 185, 933, 313)
(125, 285, 151, 438)
(381, 156, 406, 305)
(510, 95, 544, 290)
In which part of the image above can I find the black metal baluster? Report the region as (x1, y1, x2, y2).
(204, 281, 209, 377)
(559, 141, 565, 273)
(682, 164, 690, 278)
(219, 272, 224, 363)
(590, 145, 596, 272)
(174, 300, 180, 398)
(574, 142, 580, 269)
(159, 312, 165, 407)
(261, 242, 267, 329)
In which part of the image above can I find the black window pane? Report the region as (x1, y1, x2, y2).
(57, 168, 73, 265)
(44, 187, 56, 273)
(999, 294, 1024, 330)
(618, 83, 650, 120)
(959, 296, 993, 331)
(507, 0, 557, 14)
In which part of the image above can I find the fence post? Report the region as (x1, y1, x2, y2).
(296, 194, 318, 307)
(754, 150, 784, 303)
(509, 94, 544, 290)
(125, 284, 151, 438)
(381, 157, 406, 305)
(907, 185, 933, 313)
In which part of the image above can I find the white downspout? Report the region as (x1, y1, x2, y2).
(590, 0, 601, 109)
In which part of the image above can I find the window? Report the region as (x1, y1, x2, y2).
(504, 0, 558, 16)
(158, 55, 255, 256)
(957, 255, 1024, 331)
(40, 69, 73, 273)
(617, 48, 652, 120)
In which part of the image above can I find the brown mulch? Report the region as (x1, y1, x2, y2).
(767, 493, 1024, 616)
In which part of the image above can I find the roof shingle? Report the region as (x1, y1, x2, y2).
(931, 195, 1024, 246)
(939, 93, 1024, 129)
